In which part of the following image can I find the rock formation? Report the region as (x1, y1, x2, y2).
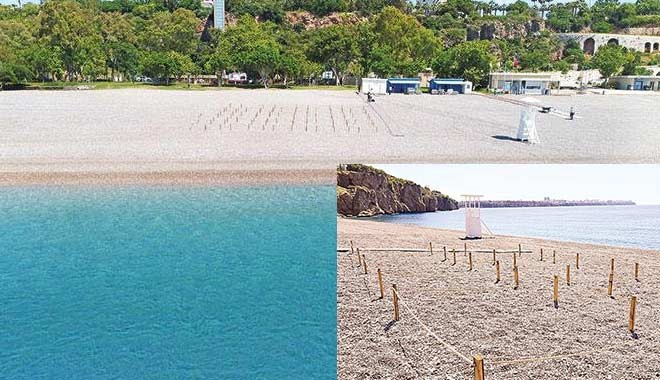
(285, 11, 366, 30)
(467, 20, 544, 41)
(337, 165, 459, 217)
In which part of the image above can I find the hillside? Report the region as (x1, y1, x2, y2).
(337, 164, 458, 217)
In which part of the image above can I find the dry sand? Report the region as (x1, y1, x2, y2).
(2, 89, 660, 176)
(338, 218, 660, 379)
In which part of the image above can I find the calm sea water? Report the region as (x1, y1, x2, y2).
(0, 186, 336, 380)
(374, 205, 660, 251)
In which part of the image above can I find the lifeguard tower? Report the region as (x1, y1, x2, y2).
(462, 194, 484, 239)
(517, 97, 541, 144)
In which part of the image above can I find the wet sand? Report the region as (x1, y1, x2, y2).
(0, 168, 335, 186)
(338, 218, 660, 379)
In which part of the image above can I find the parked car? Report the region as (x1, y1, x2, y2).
(134, 75, 153, 83)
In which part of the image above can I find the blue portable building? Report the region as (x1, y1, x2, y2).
(386, 78, 421, 94)
(429, 78, 473, 94)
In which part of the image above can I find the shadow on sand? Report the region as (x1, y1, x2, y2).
(491, 135, 523, 142)
(384, 320, 397, 332)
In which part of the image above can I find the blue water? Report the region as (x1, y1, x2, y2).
(0, 186, 336, 380)
(374, 205, 660, 251)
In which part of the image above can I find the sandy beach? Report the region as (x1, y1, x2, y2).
(338, 218, 660, 379)
(1, 89, 660, 175)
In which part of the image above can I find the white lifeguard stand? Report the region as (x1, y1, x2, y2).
(462, 194, 483, 239)
(517, 97, 541, 144)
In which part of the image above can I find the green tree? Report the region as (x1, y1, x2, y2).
(221, 17, 283, 87)
(228, 0, 285, 22)
(0, 62, 31, 90)
(432, 40, 495, 88)
(369, 6, 441, 76)
(636, 0, 660, 15)
(205, 40, 231, 86)
(140, 51, 177, 84)
(307, 24, 358, 85)
(22, 43, 63, 81)
(37, 0, 104, 81)
(138, 8, 199, 55)
(98, 11, 136, 81)
(592, 43, 627, 79)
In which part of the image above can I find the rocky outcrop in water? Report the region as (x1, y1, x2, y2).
(337, 165, 459, 217)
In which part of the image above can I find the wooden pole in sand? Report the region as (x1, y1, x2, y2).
(469, 252, 473, 271)
(464, 243, 467, 257)
(350, 240, 354, 255)
(540, 248, 543, 262)
(566, 265, 571, 286)
(629, 296, 637, 333)
(452, 249, 456, 266)
(576, 253, 580, 270)
(635, 263, 639, 282)
(443, 246, 447, 262)
(377, 269, 384, 299)
(513, 252, 517, 268)
(518, 243, 522, 257)
(553, 275, 559, 309)
(492, 249, 496, 266)
(357, 248, 362, 267)
(473, 354, 485, 380)
(513, 266, 519, 289)
(553, 250, 556, 264)
(608, 258, 615, 297)
(429, 242, 433, 255)
(495, 261, 500, 284)
(363, 256, 368, 275)
(392, 284, 400, 321)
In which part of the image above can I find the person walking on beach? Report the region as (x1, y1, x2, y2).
(569, 107, 575, 120)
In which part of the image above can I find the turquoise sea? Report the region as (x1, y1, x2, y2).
(0, 185, 336, 379)
(375, 205, 660, 251)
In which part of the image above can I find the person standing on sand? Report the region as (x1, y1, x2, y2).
(570, 107, 575, 120)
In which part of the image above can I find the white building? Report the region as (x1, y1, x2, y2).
(360, 78, 388, 95)
(609, 75, 660, 91)
(214, 0, 225, 30)
(489, 72, 561, 95)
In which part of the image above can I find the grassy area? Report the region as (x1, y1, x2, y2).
(14, 81, 358, 92)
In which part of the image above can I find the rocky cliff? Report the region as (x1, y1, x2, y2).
(337, 165, 459, 217)
(285, 11, 366, 30)
(467, 20, 544, 41)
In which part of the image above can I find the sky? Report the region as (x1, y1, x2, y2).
(372, 164, 660, 204)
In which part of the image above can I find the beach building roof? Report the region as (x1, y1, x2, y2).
(431, 78, 467, 83)
(387, 78, 421, 84)
(490, 71, 562, 81)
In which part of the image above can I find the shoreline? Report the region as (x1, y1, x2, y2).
(0, 168, 336, 187)
(339, 216, 660, 253)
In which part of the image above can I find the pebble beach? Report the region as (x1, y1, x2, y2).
(338, 217, 660, 379)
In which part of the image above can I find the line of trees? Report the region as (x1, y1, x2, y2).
(0, 0, 658, 89)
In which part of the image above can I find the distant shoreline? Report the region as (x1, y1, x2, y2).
(466, 200, 636, 208)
